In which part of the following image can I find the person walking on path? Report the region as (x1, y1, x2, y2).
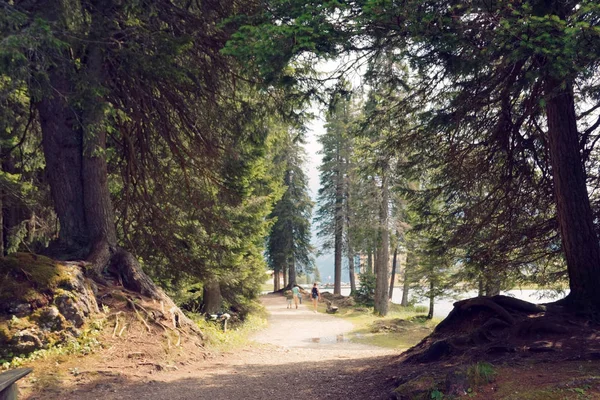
(285, 290, 293, 309)
(311, 283, 321, 313)
(292, 285, 301, 309)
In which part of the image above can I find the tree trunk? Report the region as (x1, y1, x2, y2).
(484, 271, 501, 297)
(544, 78, 600, 310)
(367, 249, 373, 274)
(348, 252, 356, 295)
(283, 265, 287, 288)
(427, 280, 434, 319)
(288, 258, 296, 288)
(333, 163, 344, 295)
(38, 73, 89, 256)
(374, 169, 389, 316)
(202, 278, 222, 314)
(0, 181, 3, 257)
(401, 250, 411, 307)
(273, 270, 280, 292)
(478, 276, 484, 297)
(333, 215, 343, 295)
(389, 246, 398, 300)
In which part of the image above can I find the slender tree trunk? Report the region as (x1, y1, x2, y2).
(367, 249, 373, 274)
(345, 172, 356, 293)
(478, 276, 484, 297)
(401, 251, 411, 306)
(427, 280, 434, 319)
(283, 265, 287, 288)
(0, 182, 3, 257)
(348, 252, 356, 295)
(545, 78, 600, 310)
(374, 169, 389, 316)
(333, 169, 344, 296)
(389, 246, 398, 299)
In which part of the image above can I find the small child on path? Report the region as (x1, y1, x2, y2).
(285, 290, 293, 309)
(292, 285, 300, 309)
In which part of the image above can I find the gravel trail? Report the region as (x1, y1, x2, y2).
(34, 294, 401, 400)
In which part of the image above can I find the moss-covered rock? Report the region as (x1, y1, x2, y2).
(0, 253, 99, 360)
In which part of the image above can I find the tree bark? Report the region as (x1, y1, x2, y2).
(374, 168, 389, 316)
(427, 280, 434, 320)
(389, 245, 398, 299)
(288, 258, 296, 288)
(333, 163, 344, 295)
(38, 72, 89, 256)
(348, 252, 356, 295)
(202, 278, 222, 315)
(544, 78, 600, 310)
(273, 270, 280, 292)
(401, 251, 411, 307)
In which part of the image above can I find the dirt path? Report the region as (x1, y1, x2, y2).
(32, 294, 402, 400)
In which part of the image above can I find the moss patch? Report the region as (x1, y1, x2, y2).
(0, 253, 71, 304)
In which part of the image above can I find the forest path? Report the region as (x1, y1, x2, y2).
(37, 294, 402, 400)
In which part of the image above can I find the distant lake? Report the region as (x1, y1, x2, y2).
(318, 287, 565, 319)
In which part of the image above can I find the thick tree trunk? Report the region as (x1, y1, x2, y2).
(484, 272, 501, 297)
(202, 278, 222, 314)
(273, 270, 280, 292)
(288, 258, 296, 288)
(374, 169, 389, 316)
(545, 78, 600, 310)
(38, 76, 89, 256)
(389, 246, 398, 300)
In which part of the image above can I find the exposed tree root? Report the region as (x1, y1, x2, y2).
(403, 295, 595, 364)
(82, 244, 205, 340)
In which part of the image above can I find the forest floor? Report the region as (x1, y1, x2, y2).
(20, 294, 402, 400)
(17, 293, 600, 399)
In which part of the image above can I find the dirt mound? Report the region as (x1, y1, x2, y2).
(0, 253, 203, 367)
(321, 292, 356, 307)
(392, 295, 600, 399)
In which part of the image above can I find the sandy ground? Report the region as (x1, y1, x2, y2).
(34, 294, 402, 400)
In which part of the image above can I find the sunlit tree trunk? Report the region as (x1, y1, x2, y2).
(374, 168, 389, 316)
(389, 246, 398, 299)
(545, 78, 600, 310)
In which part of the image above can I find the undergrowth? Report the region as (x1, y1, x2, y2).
(195, 310, 268, 351)
(0, 317, 105, 370)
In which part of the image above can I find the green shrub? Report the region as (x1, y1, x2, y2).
(352, 272, 376, 307)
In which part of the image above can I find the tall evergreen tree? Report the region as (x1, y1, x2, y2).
(315, 90, 355, 295)
(266, 131, 314, 290)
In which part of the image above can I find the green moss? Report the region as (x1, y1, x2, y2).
(0, 323, 11, 344)
(7, 315, 33, 331)
(0, 253, 72, 304)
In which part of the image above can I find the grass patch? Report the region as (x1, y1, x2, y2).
(325, 301, 438, 349)
(195, 308, 268, 351)
(467, 362, 496, 387)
